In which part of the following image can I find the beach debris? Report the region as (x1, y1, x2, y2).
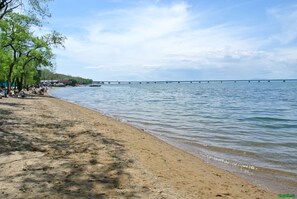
(89, 159, 98, 165)
(216, 193, 231, 197)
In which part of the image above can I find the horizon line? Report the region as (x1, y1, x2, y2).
(93, 78, 297, 82)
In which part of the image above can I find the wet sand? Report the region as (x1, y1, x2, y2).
(0, 95, 277, 198)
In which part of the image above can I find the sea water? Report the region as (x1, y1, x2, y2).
(49, 81, 297, 193)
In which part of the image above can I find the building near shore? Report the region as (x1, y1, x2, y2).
(40, 80, 72, 86)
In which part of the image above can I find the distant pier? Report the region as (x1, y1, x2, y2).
(93, 79, 296, 85)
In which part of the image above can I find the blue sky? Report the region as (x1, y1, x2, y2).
(44, 0, 297, 81)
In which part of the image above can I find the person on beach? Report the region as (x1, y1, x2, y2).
(18, 90, 26, 98)
(9, 90, 15, 97)
(3, 87, 8, 98)
(38, 88, 44, 95)
(0, 86, 7, 97)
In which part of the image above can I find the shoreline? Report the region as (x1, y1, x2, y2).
(0, 95, 277, 198)
(49, 88, 297, 195)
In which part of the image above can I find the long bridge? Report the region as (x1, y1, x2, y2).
(93, 79, 297, 85)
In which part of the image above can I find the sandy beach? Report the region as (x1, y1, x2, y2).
(0, 95, 277, 198)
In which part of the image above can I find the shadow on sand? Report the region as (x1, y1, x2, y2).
(0, 99, 146, 198)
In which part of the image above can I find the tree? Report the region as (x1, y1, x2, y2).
(1, 13, 37, 91)
(0, 0, 51, 20)
(0, 12, 65, 92)
(15, 31, 65, 90)
(0, 0, 67, 92)
(0, 46, 9, 82)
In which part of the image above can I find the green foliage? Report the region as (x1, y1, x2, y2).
(41, 69, 93, 85)
(0, 0, 82, 92)
(0, 9, 66, 91)
(0, 0, 52, 20)
(0, 47, 9, 81)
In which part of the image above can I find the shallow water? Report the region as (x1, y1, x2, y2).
(49, 81, 297, 193)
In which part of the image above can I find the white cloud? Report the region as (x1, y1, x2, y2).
(267, 5, 297, 44)
(54, 2, 297, 80)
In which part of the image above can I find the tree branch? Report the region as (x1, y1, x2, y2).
(0, 1, 21, 19)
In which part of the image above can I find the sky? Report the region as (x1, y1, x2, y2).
(44, 0, 297, 81)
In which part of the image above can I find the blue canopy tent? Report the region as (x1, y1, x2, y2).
(0, 82, 16, 88)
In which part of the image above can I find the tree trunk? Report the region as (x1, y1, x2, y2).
(12, 78, 16, 90)
(16, 77, 22, 92)
(7, 46, 18, 94)
(6, 63, 14, 94)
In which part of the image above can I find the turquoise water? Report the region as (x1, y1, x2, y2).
(49, 82, 297, 193)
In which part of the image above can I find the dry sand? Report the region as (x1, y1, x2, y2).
(0, 95, 277, 198)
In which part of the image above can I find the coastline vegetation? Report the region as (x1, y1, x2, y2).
(0, 0, 65, 92)
(41, 69, 93, 85)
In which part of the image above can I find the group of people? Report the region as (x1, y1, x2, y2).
(0, 86, 48, 99)
(30, 87, 48, 95)
(0, 87, 7, 98)
(0, 88, 26, 98)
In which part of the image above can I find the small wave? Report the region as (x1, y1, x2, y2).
(184, 140, 261, 159)
(206, 155, 258, 171)
(244, 116, 295, 122)
(258, 124, 297, 129)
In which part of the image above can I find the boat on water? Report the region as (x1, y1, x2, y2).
(89, 84, 101, 87)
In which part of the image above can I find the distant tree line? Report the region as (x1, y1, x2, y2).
(0, 0, 66, 92)
(41, 69, 93, 85)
